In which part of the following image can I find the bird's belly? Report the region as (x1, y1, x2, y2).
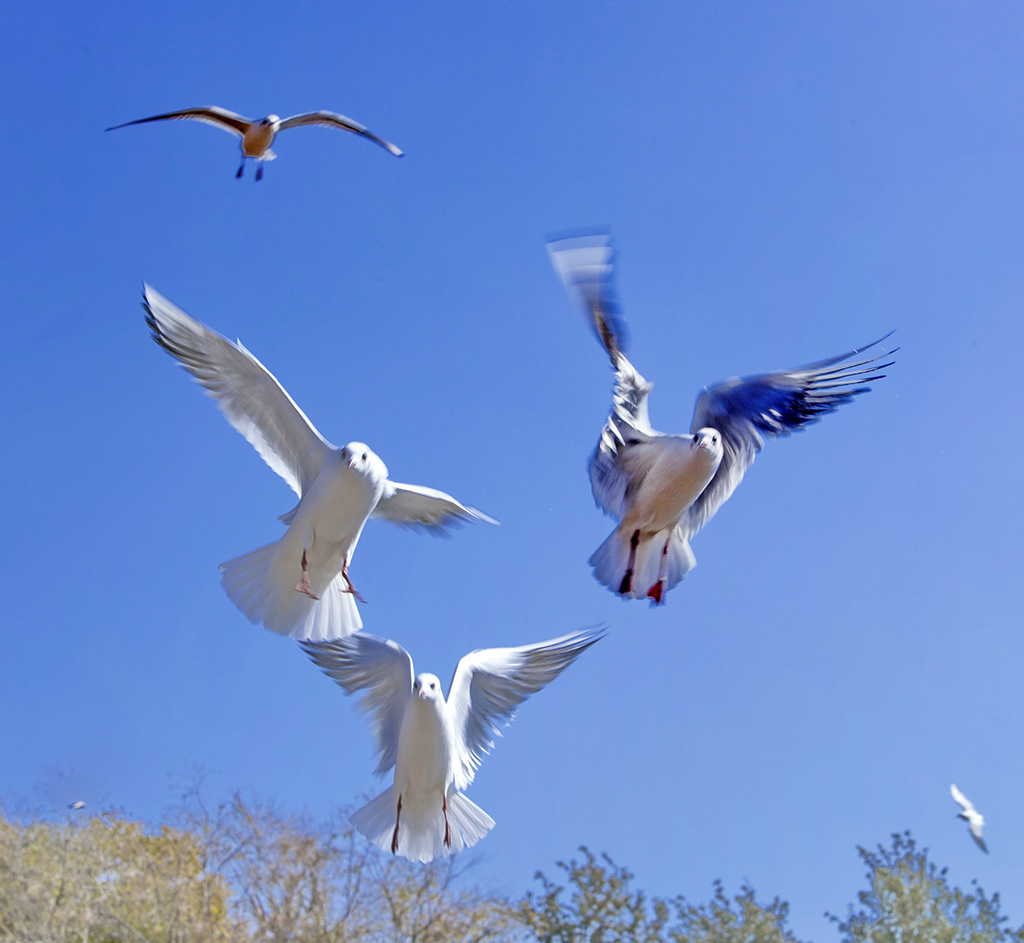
(291, 469, 380, 545)
(629, 451, 718, 533)
(395, 710, 453, 795)
(242, 124, 275, 157)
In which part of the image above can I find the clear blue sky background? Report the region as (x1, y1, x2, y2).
(3, 1, 1023, 938)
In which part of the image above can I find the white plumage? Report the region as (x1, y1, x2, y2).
(302, 629, 602, 862)
(107, 105, 403, 179)
(144, 286, 495, 641)
(548, 231, 895, 606)
(950, 783, 988, 853)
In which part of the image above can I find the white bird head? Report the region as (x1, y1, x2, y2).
(341, 441, 388, 479)
(261, 115, 281, 125)
(413, 672, 443, 703)
(692, 427, 723, 459)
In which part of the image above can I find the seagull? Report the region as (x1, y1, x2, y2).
(301, 629, 602, 862)
(143, 286, 495, 641)
(106, 106, 403, 180)
(548, 231, 895, 606)
(950, 783, 988, 852)
(67, 800, 86, 810)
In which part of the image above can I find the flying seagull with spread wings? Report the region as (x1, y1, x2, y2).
(301, 629, 602, 862)
(107, 106, 403, 179)
(143, 286, 494, 641)
(951, 783, 988, 852)
(548, 231, 894, 606)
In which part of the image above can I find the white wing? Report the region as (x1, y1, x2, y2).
(106, 105, 252, 137)
(144, 285, 333, 497)
(950, 783, 974, 812)
(301, 634, 414, 775)
(683, 335, 895, 537)
(589, 352, 665, 517)
(372, 481, 497, 531)
(445, 630, 603, 791)
(276, 110, 404, 157)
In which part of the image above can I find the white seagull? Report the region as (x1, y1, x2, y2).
(143, 286, 495, 641)
(548, 231, 895, 606)
(301, 629, 602, 862)
(950, 783, 988, 852)
(107, 106, 403, 180)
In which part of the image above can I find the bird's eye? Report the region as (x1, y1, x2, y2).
(362, 452, 367, 461)
(430, 682, 436, 690)
(713, 435, 718, 443)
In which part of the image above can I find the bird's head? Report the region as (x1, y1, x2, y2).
(692, 427, 723, 459)
(413, 673, 443, 703)
(261, 115, 280, 126)
(340, 442, 388, 479)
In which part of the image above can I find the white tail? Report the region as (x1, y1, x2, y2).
(218, 539, 362, 641)
(589, 524, 696, 601)
(351, 786, 494, 863)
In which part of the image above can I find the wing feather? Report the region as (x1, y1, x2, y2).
(372, 481, 497, 531)
(107, 106, 251, 137)
(276, 110, 404, 156)
(445, 630, 603, 791)
(143, 285, 332, 496)
(682, 334, 896, 536)
(301, 634, 414, 775)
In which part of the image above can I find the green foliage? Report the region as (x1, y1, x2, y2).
(828, 831, 1024, 943)
(518, 847, 804, 943)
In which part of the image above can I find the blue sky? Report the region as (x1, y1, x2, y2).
(3, 0, 1024, 937)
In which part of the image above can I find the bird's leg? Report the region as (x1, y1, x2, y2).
(442, 793, 452, 848)
(341, 561, 367, 603)
(646, 538, 670, 605)
(618, 530, 640, 595)
(294, 550, 320, 600)
(391, 795, 402, 854)
(235, 158, 245, 179)
(255, 162, 264, 182)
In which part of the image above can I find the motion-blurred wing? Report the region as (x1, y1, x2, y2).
(373, 482, 497, 531)
(144, 285, 333, 496)
(107, 106, 251, 137)
(446, 630, 603, 791)
(547, 231, 628, 360)
(301, 634, 414, 775)
(276, 110, 404, 156)
(683, 334, 895, 536)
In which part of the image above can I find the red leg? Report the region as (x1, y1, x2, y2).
(391, 795, 402, 854)
(646, 538, 670, 605)
(341, 561, 367, 603)
(295, 550, 319, 599)
(618, 530, 640, 595)
(442, 794, 452, 848)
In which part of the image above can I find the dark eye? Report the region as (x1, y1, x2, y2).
(362, 452, 367, 461)
(430, 682, 436, 690)
(713, 435, 718, 443)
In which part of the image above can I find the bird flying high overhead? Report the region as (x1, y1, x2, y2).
(107, 106, 403, 179)
(143, 286, 495, 641)
(548, 231, 894, 606)
(951, 783, 988, 852)
(301, 629, 602, 862)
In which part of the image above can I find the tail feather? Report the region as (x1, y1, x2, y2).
(218, 539, 362, 641)
(351, 787, 494, 863)
(589, 525, 695, 601)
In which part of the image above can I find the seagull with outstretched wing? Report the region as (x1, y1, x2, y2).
(301, 629, 602, 862)
(951, 783, 988, 852)
(143, 286, 494, 641)
(548, 231, 895, 606)
(107, 106, 403, 179)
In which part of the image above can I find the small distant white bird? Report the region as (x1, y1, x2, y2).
(143, 286, 495, 641)
(68, 800, 86, 810)
(106, 106, 403, 180)
(301, 629, 602, 862)
(950, 783, 988, 852)
(548, 231, 895, 606)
